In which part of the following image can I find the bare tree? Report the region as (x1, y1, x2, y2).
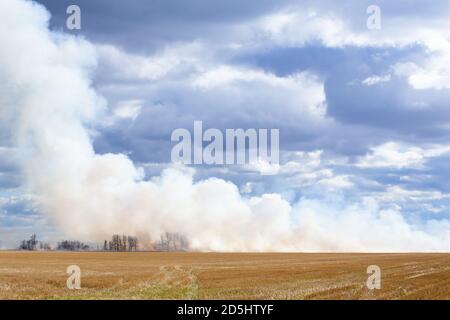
(122, 235, 127, 251)
(127, 236, 138, 251)
(105, 234, 139, 252)
(156, 232, 189, 251)
(111, 234, 120, 251)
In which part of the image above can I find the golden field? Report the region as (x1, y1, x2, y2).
(0, 252, 448, 300)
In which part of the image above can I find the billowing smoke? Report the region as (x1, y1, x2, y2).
(1, 0, 449, 252)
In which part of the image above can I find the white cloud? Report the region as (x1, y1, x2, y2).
(244, 159, 280, 176)
(318, 175, 353, 189)
(252, 10, 369, 48)
(95, 42, 329, 131)
(394, 46, 450, 90)
(356, 141, 450, 169)
(93, 3, 450, 94)
(362, 74, 391, 86)
(422, 203, 445, 214)
(279, 150, 323, 174)
(239, 5, 450, 92)
(189, 65, 328, 121)
(375, 185, 446, 203)
(113, 100, 142, 120)
(97, 43, 206, 81)
(240, 182, 253, 194)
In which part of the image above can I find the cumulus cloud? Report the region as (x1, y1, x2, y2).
(97, 45, 328, 129)
(238, 2, 450, 93)
(113, 100, 143, 121)
(96, 43, 207, 82)
(394, 48, 450, 90)
(356, 142, 450, 169)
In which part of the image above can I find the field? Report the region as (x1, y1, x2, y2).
(0, 252, 448, 300)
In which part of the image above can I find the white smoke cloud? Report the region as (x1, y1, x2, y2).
(0, 0, 449, 252)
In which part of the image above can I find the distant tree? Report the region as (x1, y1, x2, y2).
(39, 242, 51, 251)
(127, 236, 138, 251)
(122, 235, 127, 251)
(29, 234, 37, 250)
(156, 232, 189, 252)
(57, 240, 89, 251)
(39, 242, 48, 250)
(19, 234, 38, 251)
(112, 234, 120, 251)
(19, 240, 27, 250)
(105, 234, 139, 252)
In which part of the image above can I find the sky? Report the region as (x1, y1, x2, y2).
(0, 0, 449, 251)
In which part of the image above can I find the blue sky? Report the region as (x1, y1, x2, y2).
(0, 0, 449, 250)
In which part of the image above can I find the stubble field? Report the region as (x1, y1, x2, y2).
(0, 252, 448, 300)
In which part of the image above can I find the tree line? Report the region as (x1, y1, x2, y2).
(155, 232, 189, 251)
(19, 234, 90, 251)
(17, 232, 189, 252)
(57, 240, 90, 251)
(103, 233, 189, 251)
(103, 234, 138, 252)
(19, 234, 39, 251)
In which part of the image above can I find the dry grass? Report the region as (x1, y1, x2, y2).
(0, 252, 448, 300)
